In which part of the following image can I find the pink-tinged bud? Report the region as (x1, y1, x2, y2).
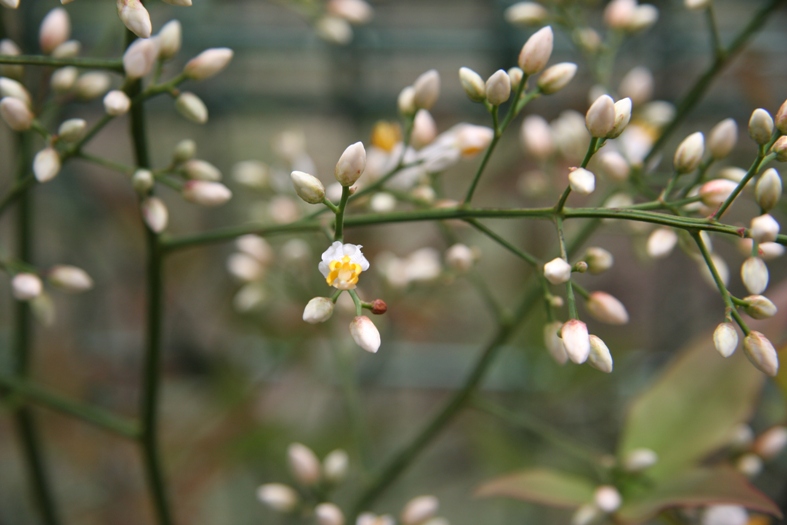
(335, 141, 366, 186)
(586, 291, 629, 325)
(604, 0, 636, 29)
(623, 448, 658, 472)
(775, 99, 787, 134)
(183, 159, 221, 181)
(569, 167, 596, 195)
(51, 66, 77, 93)
(544, 257, 572, 285)
(184, 48, 233, 80)
(156, 20, 181, 60)
(485, 69, 511, 106)
(413, 69, 440, 110)
(743, 295, 777, 320)
(397, 85, 416, 116)
(699, 178, 737, 207)
(0, 97, 33, 130)
(771, 136, 787, 162)
(673, 131, 704, 173)
(315, 16, 353, 45)
(371, 299, 387, 315)
(518, 26, 553, 75)
(141, 197, 168, 232)
(182, 180, 232, 206)
(291, 170, 325, 204)
(588, 335, 614, 373)
(713, 322, 738, 358)
(544, 321, 568, 365)
(349, 315, 381, 353)
(619, 66, 653, 106)
(755, 168, 782, 212)
(315, 503, 345, 525)
(561, 319, 590, 364)
(584, 247, 613, 274)
(123, 38, 157, 79)
(132, 169, 154, 194)
(647, 228, 678, 259)
(585, 94, 615, 138)
(748, 108, 773, 145)
(521, 115, 554, 160)
(505, 2, 549, 26)
(117, 0, 152, 39)
(411, 109, 437, 148)
(303, 297, 334, 323)
(103, 89, 131, 116)
(58, 118, 86, 142)
(33, 148, 61, 183)
(12, 273, 43, 301)
(175, 92, 208, 124)
(749, 214, 780, 243)
(48, 265, 93, 293)
(39, 8, 70, 54)
(736, 453, 763, 477)
(74, 72, 111, 100)
(596, 151, 630, 182)
(537, 62, 577, 95)
(707, 118, 737, 159)
(753, 426, 787, 460)
(608, 97, 632, 138)
(594, 485, 622, 513)
(459, 67, 486, 102)
(742, 331, 779, 376)
(256, 483, 299, 513)
(52, 40, 81, 59)
(627, 5, 658, 32)
(322, 449, 349, 483)
(287, 443, 320, 486)
(0, 77, 32, 107)
(445, 243, 475, 273)
(327, 0, 373, 24)
(401, 495, 439, 525)
(741, 257, 768, 295)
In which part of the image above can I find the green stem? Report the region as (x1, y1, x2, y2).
(713, 151, 774, 220)
(78, 152, 135, 175)
(0, 174, 36, 218)
(705, 5, 724, 60)
(0, 54, 124, 71)
(556, 215, 578, 319)
(334, 185, 352, 242)
(465, 219, 538, 267)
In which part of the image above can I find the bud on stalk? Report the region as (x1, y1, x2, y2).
(39, 8, 70, 54)
(291, 170, 326, 204)
(182, 181, 232, 206)
(743, 331, 779, 376)
(34, 148, 61, 183)
(518, 26, 553, 75)
(537, 62, 577, 95)
(459, 67, 486, 102)
(707, 118, 738, 159)
(0, 97, 33, 130)
(103, 90, 131, 116)
(184, 48, 234, 80)
(334, 142, 366, 186)
(117, 0, 152, 39)
(754, 168, 782, 211)
(175, 92, 208, 124)
(412, 69, 440, 110)
(713, 322, 738, 357)
(673, 132, 704, 173)
(561, 319, 590, 364)
(585, 95, 615, 138)
(141, 197, 168, 233)
(349, 315, 381, 353)
(485, 69, 511, 106)
(748, 108, 774, 145)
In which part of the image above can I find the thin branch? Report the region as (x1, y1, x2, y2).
(0, 54, 124, 72)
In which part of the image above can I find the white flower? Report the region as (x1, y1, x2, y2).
(319, 241, 370, 290)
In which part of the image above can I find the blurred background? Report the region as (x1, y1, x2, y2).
(1, 0, 787, 523)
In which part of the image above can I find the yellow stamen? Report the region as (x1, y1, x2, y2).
(326, 255, 362, 289)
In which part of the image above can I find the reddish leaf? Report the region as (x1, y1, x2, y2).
(475, 468, 595, 508)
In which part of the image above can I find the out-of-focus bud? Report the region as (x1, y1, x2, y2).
(699, 179, 737, 207)
(728, 424, 755, 450)
(485, 69, 511, 106)
(291, 170, 325, 204)
(51, 66, 78, 93)
(57, 118, 86, 142)
(236, 235, 273, 265)
(713, 322, 738, 358)
(103, 90, 131, 116)
(162, 0, 193, 5)
(287, 443, 320, 486)
(771, 135, 787, 162)
(627, 4, 658, 32)
(707, 118, 737, 160)
(350, 316, 381, 353)
(537, 62, 577, 95)
(647, 228, 678, 258)
(315, 503, 345, 525)
(40, 8, 70, 54)
(0, 97, 33, 130)
(173, 139, 197, 164)
(335, 142, 366, 186)
(34, 148, 61, 183)
(748, 108, 773, 145)
(175, 92, 208, 124)
(584, 247, 613, 274)
(718, 167, 747, 184)
(774, 99, 787, 134)
(48, 265, 93, 293)
(588, 335, 613, 373)
(123, 38, 157, 79)
(518, 26, 553, 75)
(521, 115, 554, 160)
(604, 0, 636, 28)
(743, 331, 778, 376)
(685, 0, 710, 9)
(401, 495, 439, 525)
(369, 192, 396, 212)
(504, 2, 549, 26)
(574, 27, 601, 54)
(141, 197, 168, 233)
(322, 449, 349, 483)
(327, 0, 373, 24)
(586, 292, 629, 325)
(52, 40, 81, 59)
(623, 448, 658, 472)
(132, 169, 154, 194)
(608, 97, 632, 138)
(743, 295, 777, 320)
(398, 85, 416, 116)
(749, 214, 779, 243)
(413, 69, 440, 110)
(544, 321, 568, 365)
(572, 504, 600, 525)
(755, 168, 781, 211)
(302, 297, 334, 323)
(12, 273, 43, 301)
(561, 319, 590, 364)
(256, 483, 299, 513)
(544, 257, 572, 285)
(157, 20, 181, 60)
(74, 72, 111, 99)
(508, 67, 524, 91)
(569, 167, 595, 194)
(594, 485, 622, 513)
(411, 109, 437, 148)
(701, 506, 748, 525)
(736, 453, 763, 477)
(0, 77, 32, 107)
(619, 66, 653, 106)
(315, 16, 353, 45)
(0, 39, 24, 79)
(183, 159, 221, 181)
(445, 243, 475, 273)
(753, 426, 787, 460)
(585, 94, 615, 138)
(117, 0, 152, 39)
(741, 257, 768, 295)
(456, 124, 494, 157)
(673, 132, 704, 173)
(596, 151, 630, 182)
(459, 67, 486, 102)
(182, 180, 232, 206)
(184, 48, 233, 80)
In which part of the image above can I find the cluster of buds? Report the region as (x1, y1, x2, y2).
(314, 0, 374, 45)
(5, 264, 94, 325)
(730, 425, 787, 479)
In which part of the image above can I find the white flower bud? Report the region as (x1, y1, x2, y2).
(508, 67, 524, 90)
(291, 170, 326, 204)
(12, 273, 43, 301)
(728, 424, 754, 450)
(646, 228, 678, 259)
(40, 8, 70, 54)
(755, 168, 781, 211)
(183, 159, 221, 181)
(103, 90, 131, 116)
(572, 504, 600, 525)
(699, 179, 737, 207)
(0, 39, 24, 79)
(743, 295, 777, 320)
(718, 166, 747, 183)
(52, 40, 81, 59)
(316, 503, 345, 525)
(543, 321, 568, 365)
(604, 0, 636, 29)
(398, 85, 416, 116)
(596, 151, 630, 182)
(34, 147, 61, 183)
(411, 109, 437, 148)
(521, 115, 554, 160)
(736, 453, 763, 477)
(583, 247, 613, 274)
(117, 0, 152, 39)
(369, 192, 396, 212)
(327, 0, 373, 24)
(322, 449, 349, 483)
(157, 20, 182, 60)
(287, 443, 320, 486)
(227, 253, 263, 282)
(749, 214, 779, 243)
(141, 197, 168, 233)
(175, 92, 208, 124)
(518, 26, 553, 75)
(701, 506, 748, 525)
(459, 67, 486, 102)
(743, 331, 778, 376)
(51, 66, 78, 93)
(753, 426, 787, 460)
(335, 141, 366, 186)
(505, 2, 549, 26)
(623, 448, 658, 472)
(256, 483, 299, 513)
(0, 77, 32, 107)
(445, 243, 475, 273)
(627, 5, 658, 32)
(174, 139, 198, 164)
(485, 69, 511, 106)
(608, 98, 632, 138)
(182, 180, 232, 206)
(74, 72, 111, 100)
(741, 257, 768, 295)
(184, 48, 233, 80)
(132, 168, 154, 194)
(770, 135, 787, 162)
(748, 108, 773, 145)
(588, 335, 614, 373)
(561, 319, 590, 364)
(685, 0, 710, 9)
(586, 292, 629, 325)
(537, 62, 577, 95)
(350, 315, 381, 353)
(594, 485, 622, 513)
(619, 66, 653, 106)
(48, 265, 93, 293)
(401, 495, 439, 525)
(236, 235, 273, 265)
(0, 97, 33, 130)
(315, 16, 353, 45)
(123, 38, 157, 79)
(713, 322, 738, 358)
(57, 118, 86, 142)
(413, 69, 440, 110)
(673, 132, 704, 173)
(707, 118, 737, 159)
(585, 94, 615, 138)
(544, 257, 572, 285)
(455, 124, 494, 158)
(569, 167, 596, 195)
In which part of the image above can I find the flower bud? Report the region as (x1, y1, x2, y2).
(57, 118, 86, 142)
(182, 180, 232, 206)
(741, 257, 768, 295)
(748, 108, 773, 145)
(74, 72, 111, 99)
(34, 148, 61, 183)
(713, 322, 738, 358)
(699, 178, 737, 207)
(0, 77, 32, 107)
(445, 243, 475, 273)
(157, 20, 182, 60)
(322, 449, 349, 483)
(701, 506, 748, 525)
(315, 16, 353, 45)
(608, 97, 632, 138)
(349, 315, 380, 353)
(0, 97, 33, 130)
(103, 90, 131, 116)
(485, 69, 511, 106)
(12, 273, 43, 301)
(561, 319, 590, 364)
(335, 141, 366, 186)
(594, 485, 622, 512)
(397, 85, 416, 116)
(775, 99, 787, 134)
(316, 503, 345, 525)
(117, 0, 152, 39)
(0, 39, 23, 80)
(456, 125, 494, 157)
(604, 0, 636, 29)
(572, 504, 600, 525)
(646, 228, 678, 258)
(184, 48, 234, 80)
(586, 292, 629, 325)
(521, 115, 554, 160)
(753, 426, 787, 460)
(237, 235, 273, 264)
(52, 40, 81, 59)
(413, 69, 440, 110)
(256, 483, 299, 513)
(736, 453, 763, 477)
(544, 321, 568, 365)
(707, 118, 737, 159)
(174, 139, 197, 163)
(401, 495, 439, 525)
(411, 109, 437, 148)
(749, 214, 779, 243)
(518, 26, 553, 75)
(175, 92, 208, 124)
(302, 297, 334, 324)
(508, 67, 524, 91)
(132, 168, 154, 194)
(327, 0, 374, 24)
(619, 66, 653, 106)
(291, 170, 325, 204)
(771, 135, 787, 162)
(596, 151, 630, 182)
(673, 131, 704, 173)
(743, 331, 778, 376)
(287, 443, 320, 486)
(123, 38, 157, 79)
(183, 159, 221, 181)
(623, 448, 658, 472)
(685, 0, 710, 9)
(227, 255, 260, 284)
(544, 257, 572, 285)
(743, 295, 777, 319)
(459, 67, 486, 102)
(568, 167, 596, 194)
(537, 62, 577, 95)
(48, 265, 93, 293)
(585, 94, 615, 138)
(627, 5, 658, 32)
(505, 3, 549, 26)
(755, 168, 781, 211)
(588, 335, 614, 373)
(141, 197, 168, 232)
(51, 66, 78, 93)
(583, 247, 613, 274)
(40, 8, 70, 54)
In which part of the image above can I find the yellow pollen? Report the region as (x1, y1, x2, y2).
(326, 255, 362, 289)
(371, 121, 401, 152)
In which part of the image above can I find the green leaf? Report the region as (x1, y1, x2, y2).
(475, 468, 596, 508)
(617, 467, 782, 524)
(619, 335, 765, 480)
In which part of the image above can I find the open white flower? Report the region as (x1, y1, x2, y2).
(319, 241, 370, 290)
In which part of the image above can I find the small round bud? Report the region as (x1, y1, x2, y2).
(544, 321, 568, 365)
(561, 319, 590, 364)
(619, 67, 653, 106)
(754, 168, 782, 211)
(594, 485, 622, 512)
(371, 299, 388, 315)
(748, 108, 774, 145)
(48, 265, 93, 293)
(572, 504, 601, 525)
(673, 131, 704, 173)
(459, 67, 486, 102)
(544, 257, 572, 285)
(413, 69, 440, 110)
(627, 5, 659, 32)
(701, 506, 748, 525)
(585, 95, 616, 138)
(741, 257, 768, 295)
(586, 292, 629, 325)
(291, 170, 325, 204)
(485, 69, 511, 106)
(322, 449, 349, 483)
(51, 66, 78, 93)
(175, 92, 208, 124)
(315, 16, 353, 45)
(12, 273, 43, 301)
(771, 135, 787, 162)
(749, 214, 779, 243)
(0, 39, 24, 79)
(699, 178, 737, 207)
(182, 181, 231, 206)
(537, 62, 577, 95)
(521, 115, 554, 160)
(411, 109, 437, 148)
(707, 118, 737, 159)
(34, 148, 61, 183)
(52, 40, 81, 59)
(184, 48, 234, 80)
(287, 443, 320, 486)
(141, 197, 168, 233)
(736, 453, 763, 477)
(74, 72, 111, 100)
(504, 2, 549, 26)
(583, 247, 613, 274)
(608, 97, 632, 138)
(623, 448, 658, 472)
(39, 8, 70, 55)
(568, 167, 596, 194)
(604, 0, 636, 29)
(742, 331, 778, 376)
(0, 77, 32, 107)
(335, 142, 366, 186)
(117, 0, 152, 39)
(132, 169, 155, 194)
(303, 297, 334, 323)
(0, 97, 34, 131)
(401, 495, 439, 525)
(183, 159, 221, 181)
(349, 315, 381, 353)
(518, 26, 553, 75)
(256, 483, 299, 513)
(57, 118, 86, 142)
(588, 335, 614, 373)
(397, 85, 416, 116)
(445, 243, 475, 273)
(713, 322, 738, 358)
(775, 99, 787, 134)
(173, 139, 197, 163)
(103, 90, 131, 116)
